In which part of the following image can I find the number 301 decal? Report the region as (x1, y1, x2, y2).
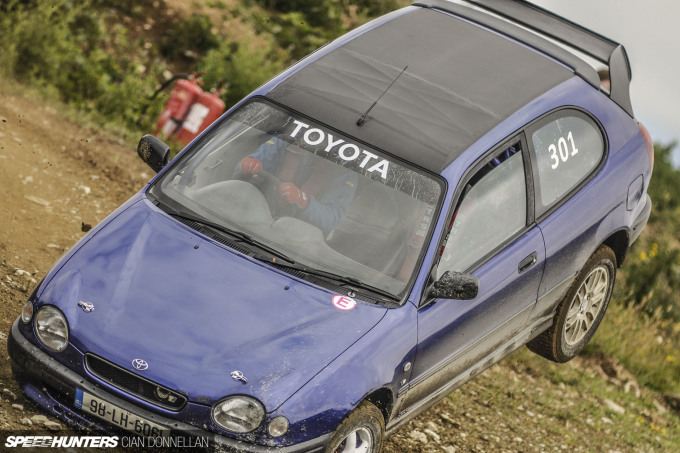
(548, 131, 579, 170)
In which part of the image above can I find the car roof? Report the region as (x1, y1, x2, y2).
(266, 6, 573, 173)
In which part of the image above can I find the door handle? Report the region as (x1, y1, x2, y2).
(518, 252, 537, 274)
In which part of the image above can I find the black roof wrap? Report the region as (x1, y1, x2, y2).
(267, 8, 572, 172)
(419, 0, 634, 117)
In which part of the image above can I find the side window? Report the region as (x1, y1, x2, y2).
(437, 143, 526, 277)
(530, 111, 605, 213)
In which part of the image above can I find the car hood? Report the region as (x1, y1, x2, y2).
(39, 198, 387, 410)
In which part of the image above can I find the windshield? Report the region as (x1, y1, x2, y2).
(150, 99, 443, 297)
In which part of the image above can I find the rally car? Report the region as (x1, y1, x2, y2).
(8, 1, 652, 452)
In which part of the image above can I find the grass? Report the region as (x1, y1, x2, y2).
(502, 346, 680, 451)
(588, 300, 680, 394)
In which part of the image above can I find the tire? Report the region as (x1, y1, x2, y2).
(326, 401, 385, 453)
(527, 245, 616, 363)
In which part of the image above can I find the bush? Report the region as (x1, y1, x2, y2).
(622, 236, 680, 322)
(0, 0, 411, 131)
(160, 14, 220, 60)
(253, 11, 331, 61)
(588, 300, 680, 394)
(647, 142, 680, 223)
(0, 0, 169, 131)
(252, 0, 410, 60)
(619, 143, 680, 322)
(256, 0, 344, 28)
(351, 0, 406, 17)
(199, 31, 289, 109)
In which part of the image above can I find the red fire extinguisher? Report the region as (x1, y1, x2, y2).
(154, 74, 204, 140)
(152, 74, 226, 145)
(175, 86, 226, 144)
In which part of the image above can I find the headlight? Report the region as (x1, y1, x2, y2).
(212, 396, 265, 433)
(34, 306, 69, 352)
(21, 301, 34, 324)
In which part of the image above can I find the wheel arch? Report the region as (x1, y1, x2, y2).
(363, 387, 394, 424)
(602, 228, 629, 267)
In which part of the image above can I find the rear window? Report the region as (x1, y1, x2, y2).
(529, 110, 605, 213)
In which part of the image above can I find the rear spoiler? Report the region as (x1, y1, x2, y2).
(413, 0, 634, 117)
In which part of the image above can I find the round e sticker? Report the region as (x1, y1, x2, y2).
(332, 295, 356, 311)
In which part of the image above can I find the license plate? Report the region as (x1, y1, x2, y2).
(75, 389, 169, 436)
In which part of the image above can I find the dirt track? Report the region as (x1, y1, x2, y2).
(0, 84, 149, 433)
(0, 84, 676, 452)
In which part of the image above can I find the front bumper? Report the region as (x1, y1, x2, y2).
(7, 319, 329, 452)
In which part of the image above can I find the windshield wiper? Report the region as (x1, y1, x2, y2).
(268, 261, 399, 302)
(149, 195, 397, 302)
(155, 201, 294, 264)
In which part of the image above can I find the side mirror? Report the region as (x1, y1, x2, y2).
(430, 271, 479, 300)
(137, 134, 170, 173)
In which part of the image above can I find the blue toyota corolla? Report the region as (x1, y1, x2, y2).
(8, 1, 653, 452)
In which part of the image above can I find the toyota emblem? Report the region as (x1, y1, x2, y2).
(231, 370, 248, 384)
(132, 359, 149, 371)
(78, 301, 95, 312)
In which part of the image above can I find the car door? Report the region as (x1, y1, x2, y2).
(399, 138, 546, 410)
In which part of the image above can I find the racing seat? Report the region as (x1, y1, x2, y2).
(328, 181, 405, 276)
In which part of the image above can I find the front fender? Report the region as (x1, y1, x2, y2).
(36, 192, 146, 299)
(272, 302, 418, 445)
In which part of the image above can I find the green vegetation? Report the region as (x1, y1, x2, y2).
(159, 13, 220, 60)
(199, 29, 289, 111)
(253, 0, 405, 60)
(620, 143, 680, 320)
(589, 142, 680, 394)
(0, 0, 409, 135)
(588, 300, 680, 393)
(498, 347, 680, 451)
(1, 0, 677, 407)
(0, 0, 165, 132)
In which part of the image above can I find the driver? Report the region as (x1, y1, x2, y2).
(235, 136, 357, 236)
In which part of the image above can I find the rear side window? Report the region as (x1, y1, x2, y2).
(529, 110, 605, 213)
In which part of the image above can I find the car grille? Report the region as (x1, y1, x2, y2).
(85, 354, 187, 411)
